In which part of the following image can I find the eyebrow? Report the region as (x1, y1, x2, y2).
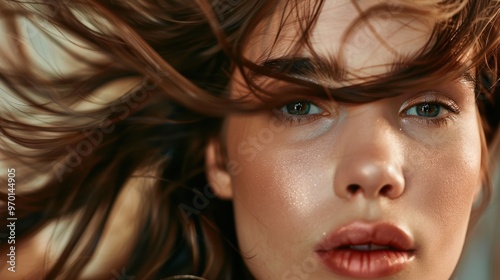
(259, 56, 478, 89)
(259, 56, 346, 83)
(460, 71, 477, 89)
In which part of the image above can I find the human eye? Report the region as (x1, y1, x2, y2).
(274, 100, 327, 125)
(401, 95, 460, 127)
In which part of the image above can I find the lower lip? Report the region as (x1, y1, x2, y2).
(316, 249, 415, 278)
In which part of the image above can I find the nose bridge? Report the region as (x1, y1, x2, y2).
(333, 105, 405, 200)
(343, 106, 395, 156)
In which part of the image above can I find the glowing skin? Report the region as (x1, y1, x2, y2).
(207, 1, 482, 279)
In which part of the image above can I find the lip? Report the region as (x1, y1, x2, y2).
(315, 222, 416, 278)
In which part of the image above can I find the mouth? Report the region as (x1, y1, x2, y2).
(315, 222, 416, 278)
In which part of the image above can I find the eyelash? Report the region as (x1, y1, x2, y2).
(401, 97, 460, 128)
(274, 97, 460, 127)
(273, 100, 327, 125)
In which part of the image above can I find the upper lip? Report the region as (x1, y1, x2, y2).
(316, 221, 415, 252)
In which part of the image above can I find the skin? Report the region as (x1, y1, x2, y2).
(207, 1, 483, 279)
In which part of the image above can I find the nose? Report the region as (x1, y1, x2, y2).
(334, 159, 405, 199)
(333, 107, 405, 200)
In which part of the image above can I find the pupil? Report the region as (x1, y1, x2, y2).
(417, 103, 439, 117)
(287, 102, 310, 115)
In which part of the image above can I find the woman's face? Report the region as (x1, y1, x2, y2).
(210, 1, 482, 279)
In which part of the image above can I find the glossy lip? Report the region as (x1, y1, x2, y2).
(315, 222, 416, 278)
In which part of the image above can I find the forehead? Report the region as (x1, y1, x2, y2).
(244, 0, 435, 82)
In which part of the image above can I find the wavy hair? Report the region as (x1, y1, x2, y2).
(0, 0, 499, 279)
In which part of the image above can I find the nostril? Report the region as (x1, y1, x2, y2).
(380, 184, 392, 196)
(347, 184, 361, 194)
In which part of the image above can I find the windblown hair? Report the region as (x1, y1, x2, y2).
(0, 0, 499, 279)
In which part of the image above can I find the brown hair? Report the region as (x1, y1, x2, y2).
(0, 0, 498, 279)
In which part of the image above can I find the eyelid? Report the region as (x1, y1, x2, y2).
(278, 101, 324, 115)
(272, 99, 332, 125)
(399, 93, 460, 115)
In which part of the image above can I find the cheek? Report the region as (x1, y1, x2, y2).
(405, 117, 482, 275)
(224, 115, 331, 273)
(410, 124, 481, 223)
(412, 150, 480, 222)
(225, 114, 329, 217)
